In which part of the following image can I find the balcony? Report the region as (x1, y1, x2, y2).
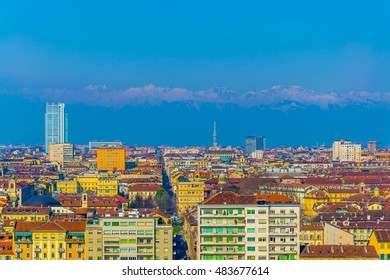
(269, 232, 297, 237)
(77, 248, 84, 253)
(269, 223, 297, 227)
(200, 232, 244, 236)
(137, 251, 153, 255)
(15, 238, 33, 244)
(57, 248, 65, 253)
(201, 249, 245, 255)
(269, 213, 297, 218)
(34, 248, 41, 253)
(270, 241, 297, 246)
(15, 248, 22, 253)
(201, 213, 245, 218)
(66, 238, 85, 243)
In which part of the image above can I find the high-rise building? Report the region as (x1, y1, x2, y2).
(367, 141, 377, 152)
(245, 136, 266, 155)
(49, 143, 74, 168)
(45, 103, 68, 152)
(197, 191, 300, 260)
(332, 140, 361, 162)
(96, 145, 126, 172)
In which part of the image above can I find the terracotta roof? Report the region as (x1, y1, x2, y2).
(14, 220, 86, 232)
(373, 230, 390, 243)
(2, 207, 50, 215)
(300, 245, 378, 259)
(129, 184, 161, 192)
(202, 191, 298, 205)
(301, 222, 324, 231)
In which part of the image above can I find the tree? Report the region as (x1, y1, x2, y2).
(155, 189, 175, 213)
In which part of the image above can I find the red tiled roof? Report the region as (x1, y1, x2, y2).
(129, 184, 161, 192)
(373, 230, 390, 242)
(300, 245, 378, 259)
(202, 191, 298, 205)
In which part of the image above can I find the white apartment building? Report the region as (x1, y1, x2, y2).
(197, 191, 300, 260)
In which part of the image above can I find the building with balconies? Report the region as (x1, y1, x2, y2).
(197, 191, 300, 260)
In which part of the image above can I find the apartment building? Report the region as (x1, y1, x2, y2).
(97, 214, 172, 260)
(197, 191, 300, 260)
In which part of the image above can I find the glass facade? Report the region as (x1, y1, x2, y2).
(45, 103, 68, 152)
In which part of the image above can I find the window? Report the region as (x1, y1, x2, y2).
(247, 246, 255, 251)
(164, 239, 168, 243)
(258, 237, 266, 242)
(258, 219, 267, 224)
(247, 210, 255, 214)
(103, 222, 111, 226)
(247, 237, 255, 242)
(247, 228, 255, 233)
(247, 219, 255, 223)
(204, 228, 213, 233)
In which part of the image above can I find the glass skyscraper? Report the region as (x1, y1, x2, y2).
(45, 103, 68, 152)
(245, 136, 266, 155)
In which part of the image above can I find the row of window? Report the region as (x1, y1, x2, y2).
(103, 221, 154, 227)
(103, 230, 154, 235)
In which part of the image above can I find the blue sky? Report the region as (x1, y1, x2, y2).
(1, 1, 390, 147)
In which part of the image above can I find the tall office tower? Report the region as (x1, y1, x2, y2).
(197, 191, 300, 260)
(332, 140, 361, 162)
(213, 121, 217, 148)
(45, 103, 68, 152)
(245, 136, 266, 155)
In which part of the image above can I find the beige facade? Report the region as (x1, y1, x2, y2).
(324, 223, 354, 245)
(98, 215, 172, 260)
(49, 143, 74, 167)
(85, 224, 103, 260)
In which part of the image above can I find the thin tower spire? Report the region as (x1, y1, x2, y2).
(213, 121, 217, 147)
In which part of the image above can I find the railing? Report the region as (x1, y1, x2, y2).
(34, 248, 41, 253)
(15, 248, 22, 253)
(66, 238, 85, 243)
(76, 248, 84, 253)
(57, 248, 65, 253)
(269, 213, 297, 218)
(269, 232, 298, 237)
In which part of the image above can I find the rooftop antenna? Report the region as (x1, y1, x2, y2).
(213, 121, 217, 148)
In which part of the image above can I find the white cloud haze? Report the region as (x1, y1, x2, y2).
(5, 84, 390, 110)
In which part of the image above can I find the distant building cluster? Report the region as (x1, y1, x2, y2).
(0, 105, 388, 260)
